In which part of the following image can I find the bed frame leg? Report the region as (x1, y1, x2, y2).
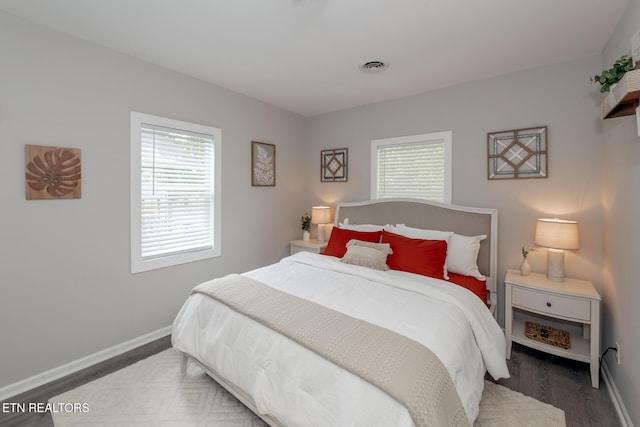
(179, 353, 189, 375)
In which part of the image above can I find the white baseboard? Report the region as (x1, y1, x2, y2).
(602, 361, 634, 427)
(0, 325, 172, 402)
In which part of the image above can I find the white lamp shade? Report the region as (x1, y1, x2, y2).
(311, 206, 331, 225)
(534, 218, 579, 250)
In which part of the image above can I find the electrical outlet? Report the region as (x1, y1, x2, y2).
(616, 342, 621, 365)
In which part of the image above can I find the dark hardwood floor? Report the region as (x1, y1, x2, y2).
(1, 338, 620, 427)
(489, 343, 620, 427)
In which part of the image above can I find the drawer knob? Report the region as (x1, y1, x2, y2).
(546, 302, 552, 307)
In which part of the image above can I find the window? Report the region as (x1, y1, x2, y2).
(371, 131, 452, 203)
(130, 112, 221, 273)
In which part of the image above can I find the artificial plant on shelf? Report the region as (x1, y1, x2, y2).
(520, 246, 535, 276)
(301, 212, 311, 241)
(590, 55, 635, 93)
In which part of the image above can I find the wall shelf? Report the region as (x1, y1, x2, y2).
(601, 69, 640, 119)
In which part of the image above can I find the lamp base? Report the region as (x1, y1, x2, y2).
(317, 224, 328, 243)
(546, 249, 565, 282)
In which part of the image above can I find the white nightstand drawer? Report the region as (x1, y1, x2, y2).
(512, 286, 591, 321)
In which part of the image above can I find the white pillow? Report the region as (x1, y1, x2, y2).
(390, 225, 454, 279)
(447, 234, 487, 280)
(392, 225, 454, 241)
(339, 219, 389, 232)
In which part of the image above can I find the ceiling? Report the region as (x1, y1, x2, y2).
(0, 0, 629, 117)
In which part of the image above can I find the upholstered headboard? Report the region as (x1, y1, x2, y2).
(334, 198, 498, 316)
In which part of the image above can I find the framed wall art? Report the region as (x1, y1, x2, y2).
(320, 148, 348, 182)
(487, 126, 547, 180)
(25, 144, 82, 199)
(251, 141, 275, 186)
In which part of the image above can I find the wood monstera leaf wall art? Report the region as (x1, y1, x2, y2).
(25, 144, 81, 200)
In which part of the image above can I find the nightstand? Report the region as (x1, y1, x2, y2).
(504, 269, 601, 388)
(290, 239, 327, 255)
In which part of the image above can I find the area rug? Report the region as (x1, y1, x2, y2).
(50, 349, 565, 426)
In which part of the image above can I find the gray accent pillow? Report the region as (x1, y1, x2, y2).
(341, 239, 393, 271)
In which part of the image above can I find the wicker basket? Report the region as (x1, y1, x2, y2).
(524, 321, 571, 349)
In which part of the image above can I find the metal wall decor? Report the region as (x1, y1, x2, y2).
(487, 126, 547, 180)
(251, 141, 276, 186)
(25, 144, 82, 199)
(320, 148, 348, 182)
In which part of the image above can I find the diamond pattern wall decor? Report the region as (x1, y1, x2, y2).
(321, 148, 348, 182)
(487, 126, 547, 180)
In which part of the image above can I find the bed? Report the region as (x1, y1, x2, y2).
(172, 198, 509, 427)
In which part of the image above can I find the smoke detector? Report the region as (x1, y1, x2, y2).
(360, 60, 388, 73)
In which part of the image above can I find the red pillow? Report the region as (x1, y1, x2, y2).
(322, 228, 382, 258)
(381, 230, 447, 280)
(448, 273, 487, 304)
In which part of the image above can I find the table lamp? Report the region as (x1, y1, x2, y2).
(311, 206, 332, 243)
(534, 218, 580, 282)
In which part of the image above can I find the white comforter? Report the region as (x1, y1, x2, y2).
(172, 252, 509, 426)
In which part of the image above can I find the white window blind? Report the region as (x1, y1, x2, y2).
(131, 112, 221, 273)
(140, 124, 214, 259)
(371, 131, 452, 203)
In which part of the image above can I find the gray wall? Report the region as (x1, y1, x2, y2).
(305, 56, 605, 325)
(601, 0, 640, 424)
(0, 12, 306, 388)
